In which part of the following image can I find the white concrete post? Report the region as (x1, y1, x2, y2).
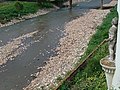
(112, 0, 120, 89)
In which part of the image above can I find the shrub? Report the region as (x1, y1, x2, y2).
(14, 1, 24, 11)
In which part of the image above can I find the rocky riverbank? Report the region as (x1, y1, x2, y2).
(24, 9, 110, 90)
(0, 0, 89, 28)
(0, 8, 55, 28)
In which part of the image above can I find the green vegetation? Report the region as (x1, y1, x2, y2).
(59, 7, 118, 90)
(0, 1, 53, 24)
(37, 1, 53, 8)
(14, 1, 24, 11)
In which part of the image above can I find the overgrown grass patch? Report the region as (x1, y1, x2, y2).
(59, 6, 118, 90)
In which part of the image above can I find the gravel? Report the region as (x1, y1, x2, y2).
(24, 9, 110, 90)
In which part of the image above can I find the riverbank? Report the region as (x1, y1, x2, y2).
(24, 9, 110, 90)
(0, 8, 55, 28)
(0, 1, 56, 28)
(59, 7, 118, 90)
(0, 0, 91, 28)
(0, 0, 94, 29)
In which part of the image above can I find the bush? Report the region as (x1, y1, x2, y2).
(38, 2, 53, 8)
(37, 0, 53, 8)
(14, 1, 24, 11)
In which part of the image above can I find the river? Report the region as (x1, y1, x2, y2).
(0, 0, 111, 90)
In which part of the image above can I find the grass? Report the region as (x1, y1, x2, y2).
(59, 6, 118, 90)
(0, 1, 53, 24)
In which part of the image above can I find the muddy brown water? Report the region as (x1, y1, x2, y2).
(0, 0, 111, 90)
